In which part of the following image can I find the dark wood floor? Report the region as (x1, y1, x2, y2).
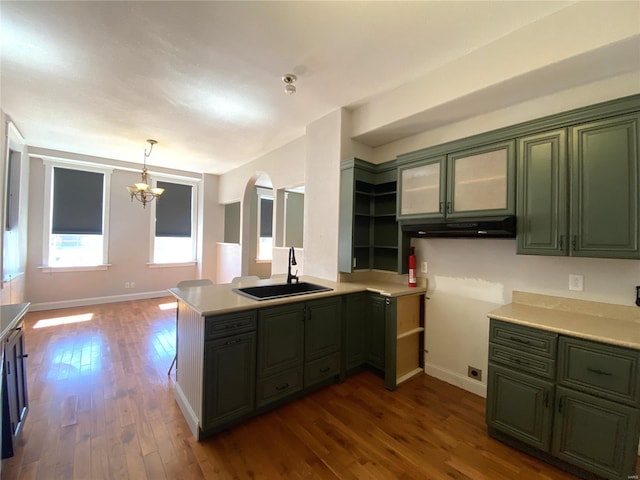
(1, 297, 629, 479)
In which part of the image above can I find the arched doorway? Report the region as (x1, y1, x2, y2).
(241, 172, 273, 279)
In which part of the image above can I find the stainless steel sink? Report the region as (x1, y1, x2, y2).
(233, 282, 332, 301)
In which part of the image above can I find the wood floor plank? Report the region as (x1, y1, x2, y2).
(3, 296, 637, 480)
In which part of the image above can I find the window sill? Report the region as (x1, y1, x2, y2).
(2, 272, 25, 283)
(147, 262, 197, 268)
(255, 259, 272, 264)
(38, 264, 111, 273)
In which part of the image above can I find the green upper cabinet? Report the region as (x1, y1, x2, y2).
(518, 114, 640, 259)
(339, 158, 409, 274)
(397, 140, 516, 221)
(570, 115, 639, 258)
(517, 129, 568, 255)
(397, 156, 446, 219)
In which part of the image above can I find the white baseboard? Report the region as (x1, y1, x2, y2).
(29, 290, 170, 311)
(424, 363, 487, 398)
(174, 382, 200, 441)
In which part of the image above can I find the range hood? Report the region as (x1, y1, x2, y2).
(401, 215, 516, 238)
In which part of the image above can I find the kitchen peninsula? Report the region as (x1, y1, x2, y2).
(169, 275, 426, 440)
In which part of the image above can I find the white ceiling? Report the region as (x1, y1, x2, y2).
(0, 1, 617, 175)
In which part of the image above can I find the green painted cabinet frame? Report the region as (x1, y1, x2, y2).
(487, 319, 640, 480)
(552, 386, 640, 480)
(518, 114, 640, 259)
(486, 364, 554, 452)
(202, 332, 256, 431)
(396, 140, 516, 221)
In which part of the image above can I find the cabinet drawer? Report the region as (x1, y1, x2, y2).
(205, 310, 257, 340)
(256, 367, 303, 408)
(489, 344, 556, 380)
(490, 320, 557, 359)
(304, 352, 340, 388)
(558, 336, 640, 406)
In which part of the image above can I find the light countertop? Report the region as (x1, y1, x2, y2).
(169, 275, 426, 317)
(487, 291, 640, 350)
(1, 303, 30, 340)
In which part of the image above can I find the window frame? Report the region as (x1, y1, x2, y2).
(2, 121, 26, 282)
(41, 159, 112, 272)
(148, 176, 199, 266)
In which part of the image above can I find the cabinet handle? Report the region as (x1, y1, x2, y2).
(509, 336, 531, 345)
(439, 201, 443, 213)
(586, 367, 612, 376)
(511, 357, 533, 368)
(571, 235, 577, 250)
(225, 339, 241, 346)
(319, 367, 331, 373)
(276, 383, 289, 392)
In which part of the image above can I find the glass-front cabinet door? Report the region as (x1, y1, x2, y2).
(398, 156, 445, 220)
(446, 140, 515, 218)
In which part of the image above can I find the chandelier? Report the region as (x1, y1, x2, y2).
(126, 139, 164, 208)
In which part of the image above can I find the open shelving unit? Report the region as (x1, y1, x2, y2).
(339, 159, 409, 274)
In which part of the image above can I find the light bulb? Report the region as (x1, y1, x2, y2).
(285, 84, 296, 95)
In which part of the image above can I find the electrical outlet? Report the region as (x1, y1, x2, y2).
(130, 282, 135, 288)
(467, 366, 482, 381)
(569, 274, 584, 291)
(124, 282, 130, 289)
(421, 261, 428, 273)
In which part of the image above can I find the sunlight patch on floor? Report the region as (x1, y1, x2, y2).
(158, 301, 177, 310)
(33, 312, 94, 329)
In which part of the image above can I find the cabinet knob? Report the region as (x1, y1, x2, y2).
(385, 298, 391, 305)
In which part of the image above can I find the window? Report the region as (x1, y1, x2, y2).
(152, 180, 196, 264)
(256, 188, 273, 261)
(43, 162, 111, 269)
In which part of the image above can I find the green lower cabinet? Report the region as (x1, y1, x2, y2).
(202, 332, 256, 431)
(305, 297, 341, 361)
(486, 364, 554, 452)
(488, 319, 640, 480)
(551, 386, 640, 480)
(257, 303, 305, 379)
(304, 297, 342, 388)
(344, 293, 367, 371)
(366, 294, 387, 371)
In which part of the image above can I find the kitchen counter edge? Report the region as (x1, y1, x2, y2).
(169, 276, 427, 317)
(487, 302, 640, 350)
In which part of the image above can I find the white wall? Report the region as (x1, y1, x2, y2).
(351, 1, 640, 139)
(303, 109, 344, 281)
(25, 153, 209, 309)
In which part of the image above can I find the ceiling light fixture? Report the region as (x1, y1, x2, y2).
(282, 73, 297, 95)
(126, 139, 164, 208)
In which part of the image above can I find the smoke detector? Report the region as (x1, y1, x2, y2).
(282, 73, 297, 95)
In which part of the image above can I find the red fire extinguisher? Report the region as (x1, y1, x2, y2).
(408, 246, 417, 287)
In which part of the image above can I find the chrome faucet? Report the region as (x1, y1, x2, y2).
(287, 247, 298, 284)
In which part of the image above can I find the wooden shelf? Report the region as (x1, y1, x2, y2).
(397, 327, 424, 340)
